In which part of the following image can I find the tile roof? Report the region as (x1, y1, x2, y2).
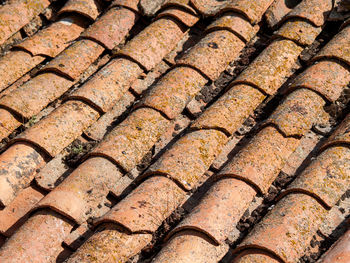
(0, 0, 349, 262)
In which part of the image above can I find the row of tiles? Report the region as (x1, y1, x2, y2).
(0, 0, 349, 262)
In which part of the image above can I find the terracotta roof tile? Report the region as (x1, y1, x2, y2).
(35, 157, 122, 223)
(190, 0, 274, 24)
(95, 176, 185, 232)
(233, 251, 281, 263)
(264, 0, 295, 28)
(62, 222, 92, 250)
(156, 6, 198, 27)
(219, 126, 299, 195)
(118, 17, 186, 71)
(84, 91, 135, 141)
(236, 194, 328, 262)
(16, 16, 88, 57)
(319, 229, 350, 263)
(283, 0, 333, 27)
(153, 230, 228, 263)
(91, 108, 169, 172)
(275, 19, 322, 46)
(0, 108, 21, 141)
(322, 113, 350, 149)
(0, 50, 45, 92)
(206, 13, 259, 43)
(130, 60, 169, 95)
(283, 146, 350, 208)
(68, 58, 142, 113)
(58, 0, 102, 21)
(264, 89, 327, 137)
(140, 67, 207, 119)
(287, 61, 350, 102)
(40, 39, 104, 80)
(81, 7, 139, 50)
(0, 143, 45, 207)
(0, 186, 44, 237)
(16, 100, 99, 157)
(0, 210, 73, 263)
(233, 39, 303, 95)
(191, 84, 265, 136)
(0, 72, 74, 119)
(177, 29, 245, 80)
(139, 0, 166, 16)
(2, 0, 349, 261)
(313, 24, 350, 66)
(34, 149, 71, 191)
(66, 223, 152, 263)
(0, 0, 50, 45)
(111, 0, 140, 13)
(171, 178, 256, 244)
(145, 129, 227, 190)
(221, 0, 274, 24)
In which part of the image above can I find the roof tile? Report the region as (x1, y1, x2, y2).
(206, 13, 258, 43)
(0, 0, 50, 45)
(58, 0, 101, 21)
(219, 126, 299, 194)
(275, 19, 322, 46)
(81, 7, 139, 50)
(163, 0, 197, 14)
(318, 229, 350, 263)
(287, 61, 350, 102)
(140, 0, 166, 16)
(0, 143, 45, 206)
(66, 223, 152, 263)
(118, 18, 185, 71)
(111, 0, 140, 13)
(177, 29, 245, 80)
(68, 58, 142, 113)
(238, 194, 328, 262)
(130, 60, 169, 95)
(141, 67, 207, 119)
(190, 0, 274, 24)
(264, 0, 295, 28)
(284, 146, 350, 208)
(233, 39, 303, 95)
(233, 251, 280, 263)
(189, 0, 226, 16)
(0, 186, 44, 237)
(0, 210, 73, 263)
(322, 113, 350, 149)
(35, 157, 122, 223)
(222, 0, 274, 24)
(0, 72, 73, 119)
(145, 129, 227, 190)
(283, 0, 333, 27)
(153, 230, 228, 263)
(312, 25, 350, 68)
(0, 109, 21, 141)
(16, 16, 87, 57)
(40, 39, 104, 80)
(0, 50, 45, 92)
(91, 108, 169, 172)
(16, 100, 99, 157)
(84, 91, 135, 141)
(265, 89, 327, 137)
(171, 178, 256, 244)
(34, 149, 71, 191)
(62, 222, 92, 250)
(191, 84, 265, 136)
(96, 176, 185, 232)
(156, 6, 199, 27)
